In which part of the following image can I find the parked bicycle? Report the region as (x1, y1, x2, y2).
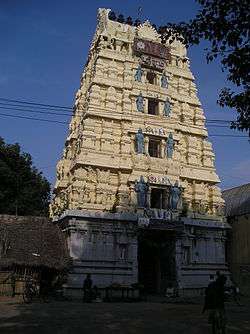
(23, 278, 40, 303)
(210, 309, 226, 334)
(202, 275, 227, 334)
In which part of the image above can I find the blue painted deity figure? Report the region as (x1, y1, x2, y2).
(161, 73, 168, 88)
(136, 93, 144, 112)
(164, 99, 171, 117)
(169, 181, 181, 210)
(135, 176, 149, 207)
(166, 133, 174, 158)
(134, 64, 143, 82)
(135, 128, 145, 154)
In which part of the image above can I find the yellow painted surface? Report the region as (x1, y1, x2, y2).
(51, 9, 224, 219)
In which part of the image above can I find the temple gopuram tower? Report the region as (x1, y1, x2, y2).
(51, 9, 230, 295)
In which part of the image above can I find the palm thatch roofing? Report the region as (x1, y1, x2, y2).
(222, 183, 250, 217)
(0, 215, 70, 270)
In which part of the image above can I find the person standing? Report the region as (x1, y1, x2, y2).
(203, 274, 227, 334)
(11, 274, 16, 298)
(83, 273, 93, 302)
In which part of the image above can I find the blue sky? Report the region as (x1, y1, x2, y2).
(0, 0, 249, 190)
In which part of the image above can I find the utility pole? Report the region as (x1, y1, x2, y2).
(15, 174, 19, 217)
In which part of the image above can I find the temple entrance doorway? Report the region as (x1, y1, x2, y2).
(138, 229, 176, 294)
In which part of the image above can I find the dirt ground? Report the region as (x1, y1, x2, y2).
(0, 296, 250, 334)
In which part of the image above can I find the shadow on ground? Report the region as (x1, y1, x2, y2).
(0, 296, 250, 334)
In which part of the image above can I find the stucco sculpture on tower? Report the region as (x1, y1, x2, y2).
(136, 93, 144, 112)
(135, 128, 145, 154)
(166, 133, 174, 158)
(135, 64, 143, 82)
(169, 181, 182, 210)
(161, 72, 168, 88)
(135, 176, 148, 208)
(163, 99, 171, 117)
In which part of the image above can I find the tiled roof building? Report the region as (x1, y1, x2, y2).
(223, 183, 250, 217)
(223, 184, 250, 294)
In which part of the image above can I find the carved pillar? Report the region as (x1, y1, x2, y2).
(108, 61, 118, 79)
(88, 84, 100, 107)
(123, 90, 131, 113)
(116, 172, 130, 212)
(145, 136, 149, 155)
(155, 73, 160, 87)
(144, 98, 148, 114)
(141, 71, 146, 84)
(106, 86, 117, 110)
(130, 185, 137, 208)
(147, 187, 151, 209)
(160, 139, 165, 158)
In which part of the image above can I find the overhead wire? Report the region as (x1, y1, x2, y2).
(209, 134, 248, 137)
(0, 96, 249, 138)
(0, 96, 236, 122)
(0, 105, 235, 128)
(0, 105, 72, 117)
(206, 125, 232, 128)
(0, 102, 74, 114)
(0, 97, 73, 111)
(0, 112, 68, 124)
(0, 112, 248, 137)
(1, 104, 228, 123)
(206, 119, 232, 123)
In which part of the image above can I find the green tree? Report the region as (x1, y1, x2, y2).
(159, 0, 250, 132)
(0, 137, 50, 216)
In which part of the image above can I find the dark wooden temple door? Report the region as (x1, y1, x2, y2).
(138, 230, 176, 294)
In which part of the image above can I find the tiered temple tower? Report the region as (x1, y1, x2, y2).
(51, 9, 229, 295)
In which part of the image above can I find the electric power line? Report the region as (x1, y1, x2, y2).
(0, 97, 73, 111)
(0, 96, 236, 123)
(0, 112, 248, 137)
(0, 105, 72, 117)
(219, 172, 249, 180)
(207, 124, 231, 130)
(0, 102, 74, 114)
(209, 134, 248, 137)
(39, 165, 57, 169)
(0, 96, 248, 138)
(0, 112, 68, 124)
(206, 119, 233, 123)
(0, 100, 234, 124)
(0, 105, 236, 127)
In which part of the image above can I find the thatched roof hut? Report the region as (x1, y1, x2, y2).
(0, 215, 70, 271)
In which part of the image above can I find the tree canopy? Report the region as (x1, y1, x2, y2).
(158, 0, 250, 132)
(0, 137, 50, 216)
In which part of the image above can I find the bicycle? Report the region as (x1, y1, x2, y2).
(210, 309, 226, 334)
(23, 279, 40, 303)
